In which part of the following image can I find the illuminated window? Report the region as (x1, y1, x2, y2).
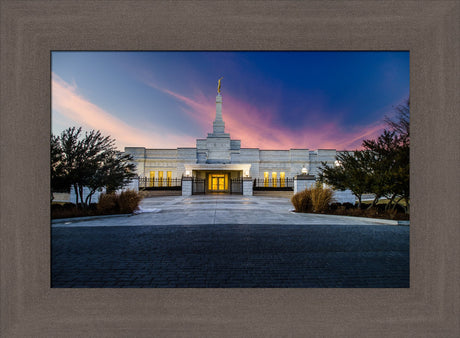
(280, 172, 285, 187)
(158, 171, 163, 187)
(149, 171, 155, 187)
(264, 172, 269, 187)
(167, 171, 172, 187)
(272, 172, 277, 187)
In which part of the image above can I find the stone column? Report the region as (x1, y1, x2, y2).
(243, 177, 253, 196)
(182, 177, 192, 196)
(293, 174, 316, 194)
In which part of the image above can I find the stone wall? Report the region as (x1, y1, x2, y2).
(332, 190, 356, 204)
(52, 192, 70, 202)
(70, 186, 105, 204)
(69, 179, 139, 204)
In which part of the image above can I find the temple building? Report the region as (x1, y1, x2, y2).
(124, 83, 346, 196)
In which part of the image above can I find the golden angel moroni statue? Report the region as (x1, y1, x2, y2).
(217, 77, 223, 94)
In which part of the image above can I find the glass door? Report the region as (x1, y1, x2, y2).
(218, 177, 225, 190)
(210, 174, 227, 192)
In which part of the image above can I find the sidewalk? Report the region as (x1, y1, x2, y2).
(52, 195, 403, 227)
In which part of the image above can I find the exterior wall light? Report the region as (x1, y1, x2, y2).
(301, 167, 308, 175)
(185, 170, 191, 177)
(334, 160, 342, 167)
(244, 170, 249, 177)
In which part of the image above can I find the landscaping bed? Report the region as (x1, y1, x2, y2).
(313, 202, 409, 221)
(291, 185, 409, 221)
(51, 190, 142, 219)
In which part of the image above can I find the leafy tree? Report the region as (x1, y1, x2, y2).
(84, 150, 136, 205)
(319, 99, 410, 213)
(385, 98, 409, 140)
(318, 151, 373, 208)
(50, 134, 67, 200)
(383, 99, 410, 211)
(51, 127, 136, 208)
(360, 130, 406, 208)
(362, 130, 401, 208)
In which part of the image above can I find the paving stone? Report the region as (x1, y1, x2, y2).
(52, 223, 409, 288)
(52, 195, 409, 288)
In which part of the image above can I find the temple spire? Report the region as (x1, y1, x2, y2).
(213, 77, 225, 134)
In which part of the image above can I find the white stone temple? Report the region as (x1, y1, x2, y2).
(124, 82, 352, 200)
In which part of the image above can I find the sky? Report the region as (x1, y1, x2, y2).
(51, 51, 409, 151)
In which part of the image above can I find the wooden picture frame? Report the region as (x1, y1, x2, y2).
(1, 1, 459, 336)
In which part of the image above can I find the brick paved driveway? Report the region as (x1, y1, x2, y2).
(52, 222, 409, 288)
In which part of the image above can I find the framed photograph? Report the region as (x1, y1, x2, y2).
(1, 1, 459, 336)
(50, 50, 410, 289)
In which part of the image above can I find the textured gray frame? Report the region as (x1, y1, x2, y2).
(1, 1, 459, 336)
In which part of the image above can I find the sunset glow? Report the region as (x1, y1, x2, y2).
(52, 52, 409, 150)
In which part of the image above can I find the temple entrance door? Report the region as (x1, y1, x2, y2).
(209, 174, 228, 192)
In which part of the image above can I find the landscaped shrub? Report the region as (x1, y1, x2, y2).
(97, 193, 118, 214)
(51, 190, 143, 219)
(329, 202, 342, 211)
(291, 189, 313, 212)
(97, 190, 142, 215)
(88, 203, 98, 211)
(51, 204, 64, 212)
(63, 202, 76, 210)
(289, 188, 409, 220)
(51, 202, 85, 219)
(345, 208, 365, 217)
(342, 202, 354, 210)
(118, 190, 142, 214)
(310, 183, 333, 213)
(336, 205, 346, 214)
(375, 204, 387, 213)
(359, 203, 368, 210)
(393, 203, 406, 214)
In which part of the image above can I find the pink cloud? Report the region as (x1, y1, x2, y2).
(54, 74, 386, 152)
(145, 81, 214, 129)
(52, 74, 196, 149)
(151, 84, 386, 150)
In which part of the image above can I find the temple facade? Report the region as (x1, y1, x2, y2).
(124, 89, 343, 195)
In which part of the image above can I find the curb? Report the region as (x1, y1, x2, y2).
(291, 212, 409, 226)
(52, 213, 133, 224)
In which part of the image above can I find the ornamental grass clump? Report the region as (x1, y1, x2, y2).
(310, 183, 333, 213)
(97, 193, 118, 214)
(118, 190, 142, 214)
(97, 190, 142, 215)
(291, 189, 313, 213)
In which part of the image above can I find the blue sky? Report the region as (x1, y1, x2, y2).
(52, 51, 409, 150)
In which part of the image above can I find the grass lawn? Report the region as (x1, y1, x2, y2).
(362, 198, 408, 207)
